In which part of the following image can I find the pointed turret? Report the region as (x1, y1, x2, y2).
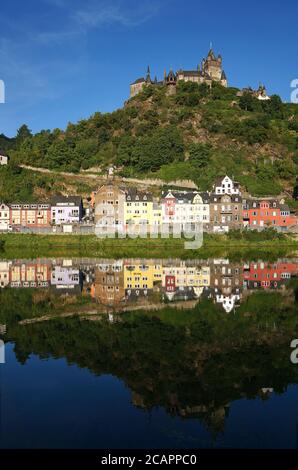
(146, 65, 151, 83)
(207, 48, 215, 60)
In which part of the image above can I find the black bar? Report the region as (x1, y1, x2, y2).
(0, 449, 298, 467)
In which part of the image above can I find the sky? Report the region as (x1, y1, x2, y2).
(0, 0, 297, 137)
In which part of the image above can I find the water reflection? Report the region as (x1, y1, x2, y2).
(0, 257, 297, 313)
(0, 257, 298, 447)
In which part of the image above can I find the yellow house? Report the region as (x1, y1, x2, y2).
(124, 189, 161, 230)
(123, 260, 163, 290)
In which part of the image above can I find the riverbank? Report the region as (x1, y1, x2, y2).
(0, 233, 297, 259)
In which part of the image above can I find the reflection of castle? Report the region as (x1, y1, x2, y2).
(130, 48, 228, 98)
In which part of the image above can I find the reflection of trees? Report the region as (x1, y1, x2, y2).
(3, 288, 298, 437)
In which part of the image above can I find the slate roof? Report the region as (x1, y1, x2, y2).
(51, 196, 82, 206)
(209, 193, 242, 203)
(125, 188, 153, 202)
(131, 77, 145, 85)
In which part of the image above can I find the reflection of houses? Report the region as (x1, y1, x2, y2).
(209, 259, 243, 312)
(243, 261, 298, 289)
(124, 260, 162, 303)
(51, 263, 82, 293)
(162, 261, 210, 301)
(0, 261, 11, 288)
(91, 261, 125, 307)
(9, 261, 51, 288)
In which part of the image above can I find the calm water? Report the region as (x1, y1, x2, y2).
(0, 257, 298, 448)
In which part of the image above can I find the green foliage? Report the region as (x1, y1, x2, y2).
(117, 126, 184, 172)
(16, 124, 32, 146)
(0, 81, 296, 199)
(0, 133, 15, 151)
(188, 143, 212, 167)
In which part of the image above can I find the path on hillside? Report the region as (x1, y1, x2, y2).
(19, 164, 198, 190)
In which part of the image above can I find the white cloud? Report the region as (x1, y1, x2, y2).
(73, 2, 158, 28)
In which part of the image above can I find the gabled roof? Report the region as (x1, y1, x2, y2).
(162, 190, 209, 204)
(0, 150, 9, 157)
(125, 188, 153, 202)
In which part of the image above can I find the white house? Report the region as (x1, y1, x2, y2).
(0, 151, 9, 166)
(51, 196, 83, 225)
(161, 190, 210, 230)
(0, 203, 10, 231)
(213, 176, 241, 195)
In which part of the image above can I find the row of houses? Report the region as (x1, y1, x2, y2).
(0, 258, 297, 313)
(1, 176, 297, 233)
(93, 176, 297, 233)
(0, 196, 83, 231)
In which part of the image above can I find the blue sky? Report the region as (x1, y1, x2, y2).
(0, 0, 297, 137)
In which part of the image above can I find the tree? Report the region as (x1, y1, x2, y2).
(239, 92, 260, 112)
(16, 124, 32, 146)
(188, 143, 212, 168)
(293, 178, 298, 200)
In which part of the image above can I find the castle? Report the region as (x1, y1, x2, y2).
(130, 48, 228, 98)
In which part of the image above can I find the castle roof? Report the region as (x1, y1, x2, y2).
(221, 70, 227, 80)
(178, 70, 202, 77)
(131, 77, 146, 85)
(166, 69, 176, 82)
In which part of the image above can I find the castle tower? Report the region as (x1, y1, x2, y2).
(202, 48, 227, 85)
(165, 69, 177, 95)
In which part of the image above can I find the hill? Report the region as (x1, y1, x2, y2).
(1, 81, 298, 201)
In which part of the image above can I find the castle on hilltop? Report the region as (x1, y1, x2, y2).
(130, 48, 228, 98)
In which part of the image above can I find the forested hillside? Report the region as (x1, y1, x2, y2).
(2, 81, 298, 199)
